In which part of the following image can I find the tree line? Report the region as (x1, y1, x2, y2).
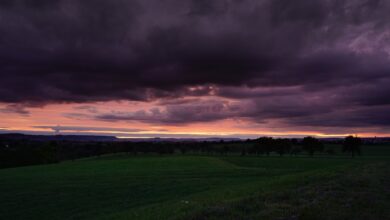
(0, 136, 362, 169)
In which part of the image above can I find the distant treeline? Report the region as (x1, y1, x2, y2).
(0, 136, 362, 169)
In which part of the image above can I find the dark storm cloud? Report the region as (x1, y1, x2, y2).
(96, 100, 242, 124)
(0, 104, 30, 115)
(0, 0, 390, 129)
(73, 105, 99, 113)
(288, 105, 390, 127)
(33, 125, 147, 132)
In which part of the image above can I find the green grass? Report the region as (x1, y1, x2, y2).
(184, 162, 390, 220)
(0, 146, 389, 220)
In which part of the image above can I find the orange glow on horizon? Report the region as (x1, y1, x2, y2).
(1, 102, 389, 138)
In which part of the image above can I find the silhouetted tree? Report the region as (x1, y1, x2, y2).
(343, 135, 362, 157)
(290, 146, 302, 156)
(325, 148, 336, 155)
(256, 137, 274, 156)
(274, 139, 292, 156)
(302, 136, 324, 157)
(240, 148, 246, 156)
(222, 145, 229, 155)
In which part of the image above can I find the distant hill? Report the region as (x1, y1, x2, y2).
(0, 133, 117, 142)
(0, 133, 242, 142)
(119, 137, 242, 142)
(0, 133, 242, 143)
(1, 133, 389, 144)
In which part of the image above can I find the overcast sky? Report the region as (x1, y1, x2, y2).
(0, 0, 389, 138)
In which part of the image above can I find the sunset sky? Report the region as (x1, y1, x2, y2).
(1, 0, 390, 138)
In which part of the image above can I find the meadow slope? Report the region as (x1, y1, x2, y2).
(0, 146, 389, 220)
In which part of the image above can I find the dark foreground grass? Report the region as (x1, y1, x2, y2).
(0, 147, 389, 220)
(183, 162, 390, 220)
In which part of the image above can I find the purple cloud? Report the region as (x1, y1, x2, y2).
(0, 0, 389, 131)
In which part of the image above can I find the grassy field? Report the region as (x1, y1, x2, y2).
(0, 145, 389, 220)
